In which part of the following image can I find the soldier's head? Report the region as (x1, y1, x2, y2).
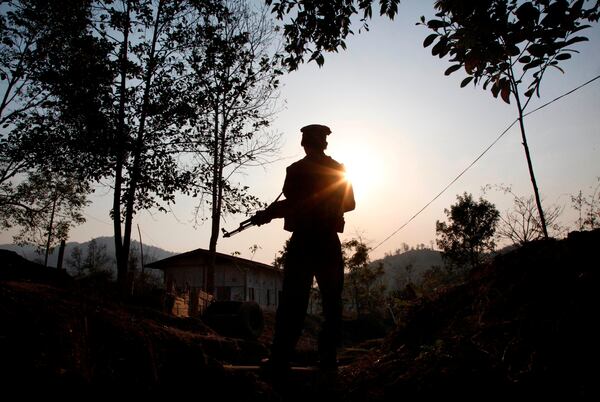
(300, 124, 330, 152)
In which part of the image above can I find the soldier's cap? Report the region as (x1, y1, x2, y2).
(300, 124, 331, 148)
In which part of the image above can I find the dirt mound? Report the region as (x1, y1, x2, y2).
(0, 257, 275, 398)
(338, 229, 599, 400)
(3, 230, 597, 398)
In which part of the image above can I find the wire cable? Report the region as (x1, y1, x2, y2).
(372, 74, 600, 251)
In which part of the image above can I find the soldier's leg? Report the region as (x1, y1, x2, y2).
(270, 235, 314, 368)
(314, 234, 344, 368)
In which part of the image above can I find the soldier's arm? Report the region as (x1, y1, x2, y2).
(251, 199, 290, 225)
(251, 167, 296, 226)
(343, 181, 356, 212)
(339, 163, 356, 212)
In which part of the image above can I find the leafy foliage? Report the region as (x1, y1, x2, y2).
(436, 193, 499, 269)
(4, 172, 90, 254)
(1, 0, 115, 178)
(266, 0, 401, 70)
(418, 1, 598, 240)
(2, 1, 282, 290)
(0, 0, 111, 239)
(67, 238, 112, 277)
(272, 238, 290, 270)
(420, 0, 600, 103)
(342, 238, 386, 317)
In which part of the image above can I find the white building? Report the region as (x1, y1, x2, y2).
(147, 248, 283, 317)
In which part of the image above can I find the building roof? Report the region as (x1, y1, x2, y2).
(146, 248, 280, 274)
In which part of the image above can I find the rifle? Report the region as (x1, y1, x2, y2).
(221, 192, 284, 238)
(221, 217, 254, 238)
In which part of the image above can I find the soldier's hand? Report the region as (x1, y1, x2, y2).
(251, 209, 272, 226)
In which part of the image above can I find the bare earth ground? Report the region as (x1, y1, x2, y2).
(1, 229, 598, 400)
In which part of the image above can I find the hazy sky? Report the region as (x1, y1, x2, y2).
(2, 1, 599, 264)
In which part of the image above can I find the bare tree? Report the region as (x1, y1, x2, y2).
(484, 184, 564, 245)
(571, 177, 600, 230)
(186, 0, 283, 294)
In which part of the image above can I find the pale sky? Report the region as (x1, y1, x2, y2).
(3, 1, 599, 265)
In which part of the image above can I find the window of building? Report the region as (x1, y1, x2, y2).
(216, 286, 231, 301)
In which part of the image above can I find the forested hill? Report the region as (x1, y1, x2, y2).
(371, 248, 444, 292)
(0, 236, 176, 274)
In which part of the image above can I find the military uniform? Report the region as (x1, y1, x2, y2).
(259, 124, 355, 371)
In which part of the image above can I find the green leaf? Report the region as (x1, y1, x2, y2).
(571, 24, 591, 34)
(491, 82, 500, 98)
(431, 39, 447, 57)
(518, 55, 532, 63)
(500, 84, 511, 104)
(316, 54, 325, 67)
(555, 53, 571, 60)
(444, 64, 461, 76)
(527, 44, 546, 57)
(572, 0, 585, 12)
(515, 2, 540, 23)
(565, 36, 589, 46)
(460, 76, 474, 88)
(523, 59, 545, 71)
(423, 33, 437, 48)
(427, 19, 448, 29)
(507, 45, 520, 56)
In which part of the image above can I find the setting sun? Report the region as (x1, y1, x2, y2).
(337, 147, 385, 201)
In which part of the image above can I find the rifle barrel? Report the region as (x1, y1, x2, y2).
(222, 218, 254, 238)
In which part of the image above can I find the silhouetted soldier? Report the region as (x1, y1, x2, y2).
(252, 124, 355, 380)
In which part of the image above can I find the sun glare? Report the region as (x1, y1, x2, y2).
(338, 148, 384, 201)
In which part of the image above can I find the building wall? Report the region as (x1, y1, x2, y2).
(164, 261, 205, 293)
(163, 256, 283, 314)
(244, 268, 282, 311)
(216, 262, 283, 312)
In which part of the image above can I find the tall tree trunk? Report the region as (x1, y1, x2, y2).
(509, 70, 549, 239)
(121, 0, 163, 292)
(44, 194, 57, 267)
(207, 98, 229, 298)
(207, 102, 220, 296)
(352, 275, 360, 317)
(138, 223, 145, 275)
(56, 240, 66, 271)
(114, 1, 130, 287)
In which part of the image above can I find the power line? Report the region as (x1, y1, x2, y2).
(372, 74, 600, 251)
(83, 211, 112, 226)
(523, 74, 600, 118)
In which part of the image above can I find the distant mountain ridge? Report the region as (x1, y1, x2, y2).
(0, 236, 176, 277)
(2, 238, 445, 292)
(371, 248, 445, 293)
